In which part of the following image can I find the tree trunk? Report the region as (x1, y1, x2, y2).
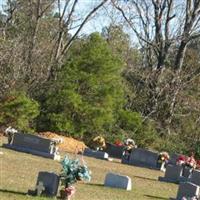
(174, 40, 188, 70)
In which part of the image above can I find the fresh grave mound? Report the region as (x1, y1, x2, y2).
(38, 132, 87, 153)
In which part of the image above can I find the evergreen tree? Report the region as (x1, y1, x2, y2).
(0, 91, 39, 132)
(39, 33, 125, 138)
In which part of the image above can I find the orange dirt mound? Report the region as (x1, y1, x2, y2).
(38, 132, 87, 153)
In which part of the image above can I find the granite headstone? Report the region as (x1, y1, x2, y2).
(104, 173, 132, 190)
(176, 182, 200, 200)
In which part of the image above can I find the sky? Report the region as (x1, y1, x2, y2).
(0, 0, 112, 35)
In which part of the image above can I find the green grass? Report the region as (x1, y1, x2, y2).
(0, 137, 178, 200)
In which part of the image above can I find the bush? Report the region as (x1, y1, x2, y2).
(152, 134, 188, 154)
(0, 91, 39, 132)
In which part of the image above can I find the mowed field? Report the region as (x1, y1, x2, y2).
(0, 137, 178, 200)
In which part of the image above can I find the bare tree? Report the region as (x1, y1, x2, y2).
(111, 0, 200, 134)
(111, 0, 176, 69)
(0, 0, 109, 95)
(175, 0, 200, 70)
(47, 0, 109, 79)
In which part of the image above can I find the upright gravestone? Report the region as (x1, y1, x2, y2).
(12, 132, 51, 152)
(104, 173, 132, 190)
(176, 182, 200, 200)
(3, 132, 60, 160)
(182, 166, 193, 179)
(168, 153, 180, 165)
(105, 143, 124, 159)
(158, 164, 183, 183)
(83, 148, 109, 160)
(190, 170, 200, 186)
(35, 171, 60, 197)
(125, 148, 159, 169)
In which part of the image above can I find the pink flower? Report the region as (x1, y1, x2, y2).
(65, 186, 76, 197)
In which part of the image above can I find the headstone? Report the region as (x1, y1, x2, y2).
(104, 173, 132, 190)
(168, 153, 180, 165)
(182, 166, 193, 179)
(83, 148, 109, 160)
(105, 143, 124, 159)
(35, 181, 45, 196)
(158, 164, 183, 183)
(35, 171, 60, 197)
(190, 170, 200, 186)
(12, 132, 51, 153)
(121, 153, 130, 164)
(3, 132, 60, 160)
(125, 148, 159, 169)
(176, 182, 200, 200)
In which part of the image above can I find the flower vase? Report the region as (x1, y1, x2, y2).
(60, 186, 76, 200)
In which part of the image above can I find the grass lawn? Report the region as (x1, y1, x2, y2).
(0, 137, 178, 200)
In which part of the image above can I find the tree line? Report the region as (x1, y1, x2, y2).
(0, 0, 200, 157)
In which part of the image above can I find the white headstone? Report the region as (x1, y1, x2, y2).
(104, 173, 132, 191)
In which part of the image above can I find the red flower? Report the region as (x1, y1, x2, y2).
(114, 140, 123, 146)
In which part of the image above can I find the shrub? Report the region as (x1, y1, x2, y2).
(0, 91, 39, 132)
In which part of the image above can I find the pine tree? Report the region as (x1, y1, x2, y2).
(40, 33, 125, 138)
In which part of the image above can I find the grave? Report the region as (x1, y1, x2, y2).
(83, 148, 109, 160)
(190, 170, 200, 186)
(158, 164, 183, 183)
(104, 173, 132, 190)
(176, 182, 200, 200)
(104, 143, 124, 159)
(35, 171, 60, 197)
(122, 148, 159, 169)
(182, 166, 193, 179)
(35, 181, 45, 196)
(3, 132, 60, 160)
(168, 153, 180, 165)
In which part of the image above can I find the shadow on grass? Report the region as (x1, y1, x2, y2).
(0, 188, 27, 196)
(86, 183, 104, 187)
(133, 175, 157, 182)
(144, 194, 169, 200)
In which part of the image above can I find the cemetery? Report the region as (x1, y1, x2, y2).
(1, 0, 200, 199)
(2, 132, 200, 200)
(0, 0, 200, 200)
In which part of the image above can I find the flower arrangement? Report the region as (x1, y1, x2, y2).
(60, 155, 91, 200)
(114, 139, 124, 146)
(157, 152, 170, 170)
(177, 153, 197, 169)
